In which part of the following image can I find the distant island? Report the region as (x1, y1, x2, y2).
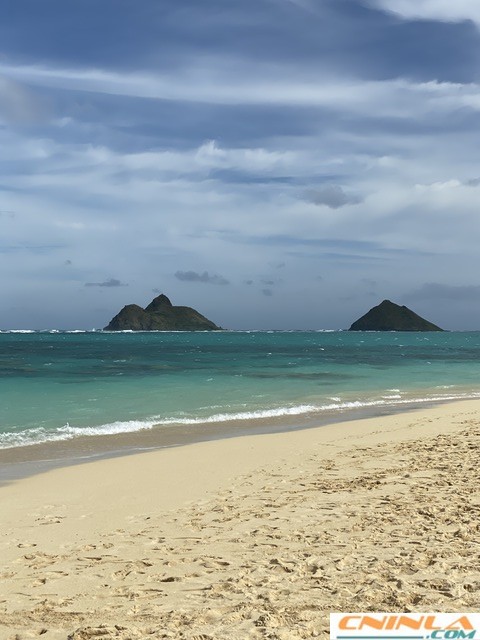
(349, 300, 443, 332)
(104, 294, 221, 331)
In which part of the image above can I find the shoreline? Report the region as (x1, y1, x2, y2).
(1, 399, 479, 638)
(0, 394, 470, 484)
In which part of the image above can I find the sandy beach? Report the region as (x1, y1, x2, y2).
(1, 400, 479, 639)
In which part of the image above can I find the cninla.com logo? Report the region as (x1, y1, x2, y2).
(330, 614, 480, 640)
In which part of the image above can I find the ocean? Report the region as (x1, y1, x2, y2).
(1, 330, 480, 453)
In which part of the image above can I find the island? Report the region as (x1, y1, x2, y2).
(104, 294, 221, 331)
(349, 299, 443, 332)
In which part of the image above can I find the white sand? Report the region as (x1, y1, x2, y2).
(1, 400, 479, 639)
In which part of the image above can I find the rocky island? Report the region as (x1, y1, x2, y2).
(104, 294, 221, 331)
(349, 299, 443, 331)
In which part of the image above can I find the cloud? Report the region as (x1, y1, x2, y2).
(369, 1, 480, 26)
(0, 76, 47, 124)
(404, 282, 480, 302)
(4, 61, 478, 117)
(262, 288, 273, 296)
(195, 140, 295, 174)
(0, 244, 66, 254)
(465, 177, 480, 186)
(1, 2, 480, 331)
(235, 235, 398, 254)
(305, 185, 362, 209)
(84, 278, 128, 287)
(175, 270, 230, 285)
(271, 0, 316, 12)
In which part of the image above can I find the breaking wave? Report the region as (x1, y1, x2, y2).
(2, 390, 480, 449)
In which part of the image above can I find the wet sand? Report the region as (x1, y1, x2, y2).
(1, 400, 479, 639)
(0, 401, 443, 484)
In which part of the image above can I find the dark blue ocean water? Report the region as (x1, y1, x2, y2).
(1, 330, 480, 449)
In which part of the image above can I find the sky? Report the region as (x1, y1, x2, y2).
(1, 0, 480, 330)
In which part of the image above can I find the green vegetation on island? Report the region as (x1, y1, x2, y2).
(104, 294, 221, 331)
(349, 299, 443, 331)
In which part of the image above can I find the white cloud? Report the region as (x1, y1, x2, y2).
(195, 140, 296, 173)
(1, 59, 480, 328)
(2, 61, 480, 118)
(370, 0, 480, 26)
(1, 112, 479, 268)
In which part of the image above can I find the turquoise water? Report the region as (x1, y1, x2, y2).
(1, 330, 480, 449)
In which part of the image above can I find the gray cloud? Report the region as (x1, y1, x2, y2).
(0, 244, 65, 254)
(361, 278, 378, 288)
(1, 2, 480, 331)
(84, 278, 128, 288)
(0, 76, 47, 124)
(404, 283, 480, 302)
(305, 185, 362, 209)
(175, 270, 230, 285)
(262, 288, 273, 296)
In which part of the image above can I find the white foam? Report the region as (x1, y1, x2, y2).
(2, 391, 480, 450)
(1, 329, 35, 333)
(0, 419, 160, 449)
(0, 406, 318, 448)
(158, 404, 318, 425)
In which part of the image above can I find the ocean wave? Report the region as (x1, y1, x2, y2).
(0, 405, 319, 448)
(0, 329, 91, 334)
(0, 329, 36, 334)
(0, 419, 161, 449)
(2, 391, 480, 450)
(158, 404, 319, 425)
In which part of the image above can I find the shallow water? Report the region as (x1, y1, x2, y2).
(1, 330, 480, 449)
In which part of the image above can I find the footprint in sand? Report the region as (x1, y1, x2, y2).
(35, 515, 65, 525)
